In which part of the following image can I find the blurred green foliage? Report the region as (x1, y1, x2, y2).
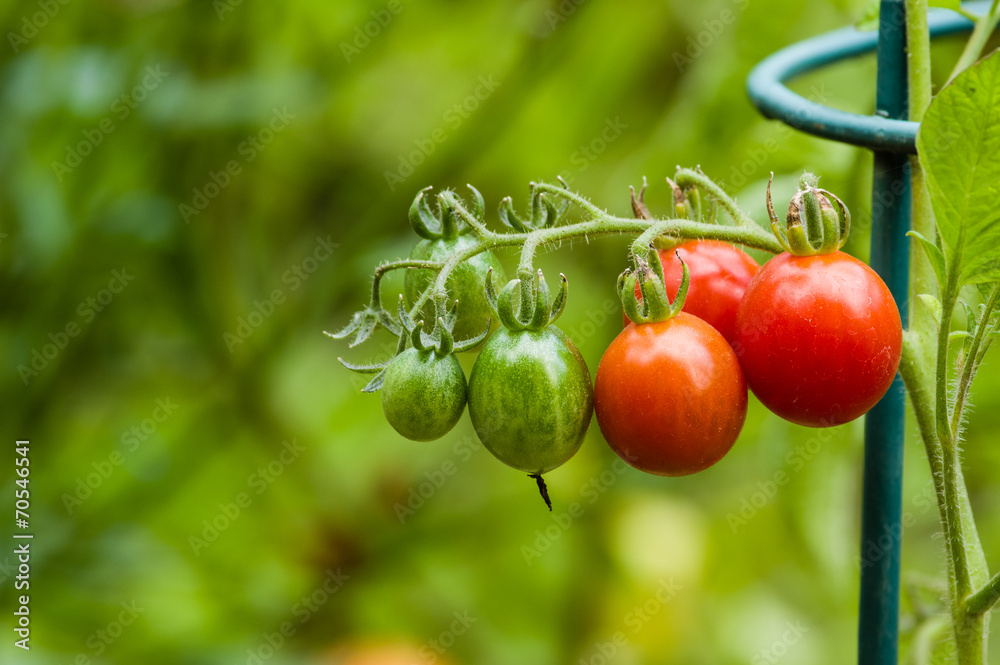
(1, 0, 999, 663)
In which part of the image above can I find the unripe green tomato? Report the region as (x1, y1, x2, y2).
(404, 234, 505, 342)
(467, 326, 593, 473)
(381, 348, 467, 441)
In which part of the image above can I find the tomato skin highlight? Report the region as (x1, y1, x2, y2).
(733, 251, 902, 427)
(381, 348, 467, 441)
(404, 234, 505, 342)
(595, 313, 748, 476)
(468, 326, 593, 474)
(624, 240, 759, 343)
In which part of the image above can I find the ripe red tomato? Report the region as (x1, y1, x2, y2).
(595, 313, 748, 476)
(624, 240, 759, 343)
(733, 251, 902, 427)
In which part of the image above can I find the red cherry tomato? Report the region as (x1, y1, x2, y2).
(733, 251, 902, 427)
(595, 313, 748, 476)
(623, 240, 760, 343)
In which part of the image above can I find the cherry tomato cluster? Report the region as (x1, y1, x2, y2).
(337, 173, 902, 502)
(596, 175, 901, 476)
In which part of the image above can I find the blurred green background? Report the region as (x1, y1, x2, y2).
(3, 0, 1000, 663)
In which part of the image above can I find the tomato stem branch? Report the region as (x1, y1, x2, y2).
(966, 571, 1000, 616)
(400, 181, 783, 324)
(673, 168, 757, 228)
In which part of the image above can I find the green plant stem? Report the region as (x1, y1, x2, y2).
(674, 168, 757, 227)
(370, 259, 441, 301)
(396, 183, 781, 324)
(947, 0, 1000, 85)
(936, 271, 973, 590)
(898, 333, 947, 520)
(966, 572, 1000, 616)
(935, 266, 992, 664)
(905, 4, 995, 662)
(906, 0, 937, 327)
(950, 286, 1000, 436)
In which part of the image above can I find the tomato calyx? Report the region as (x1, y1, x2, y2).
(338, 295, 489, 393)
(630, 174, 721, 251)
(498, 182, 570, 233)
(767, 172, 851, 256)
(409, 185, 486, 240)
(485, 267, 568, 331)
(620, 243, 691, 325)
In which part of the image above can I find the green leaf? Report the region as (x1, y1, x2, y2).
(917, 50, 1000, 286)
(918, 294, 943, 325)
(908, 230, 947, 291)
(929, 0, 959, 9)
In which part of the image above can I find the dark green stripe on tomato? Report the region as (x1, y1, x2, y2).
(381, 348, 467, 441)
(468, 326, 593, 474)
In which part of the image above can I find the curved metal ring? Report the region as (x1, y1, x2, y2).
(746, 8, 979, 154)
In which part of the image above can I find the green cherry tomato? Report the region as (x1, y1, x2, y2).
(404, 234, 505, 342)
(381, 348, 467, 441)
(468, 326, 593, 474)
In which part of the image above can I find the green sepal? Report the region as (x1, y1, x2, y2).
(768, 172, 851, 256)
(908, 230, 948, 290)
(619, 271, 643, 324)
(452, 319, 491, 352)
(326, 308, 382, 348)
(486, 268, 569, 331)
(498, 187, 565, 233)
(529, 270, 552, 329)
(548, 274, 568, 325)
(437, 191, 460, 239)
(361, 369, 387, 393)
(620, 244, 689, 324)
(409, 186, 441, 239)
(467, 184, 485, 223)
(337, 357, 388, 374)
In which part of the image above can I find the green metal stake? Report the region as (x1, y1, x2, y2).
(858, 2, 910, 662)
